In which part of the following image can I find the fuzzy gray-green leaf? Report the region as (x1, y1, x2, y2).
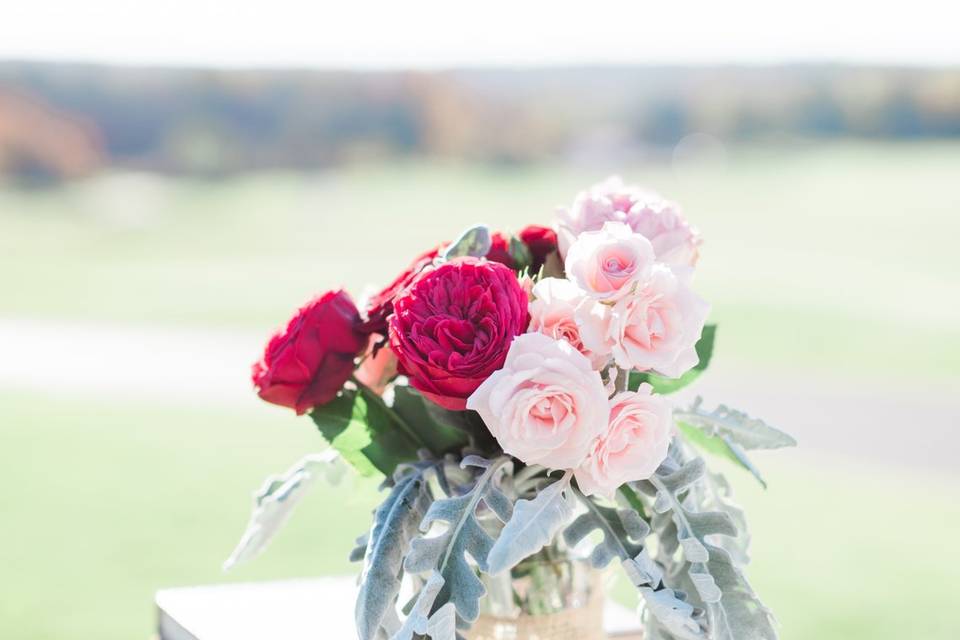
(441, 225, 491, 260)
(404, 456, 513, 624)
(356, 466, 434, 640)
(487, 472, 575, 575)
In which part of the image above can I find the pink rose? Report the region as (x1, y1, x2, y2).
(597, 265, 710, 377)
(354, 337, 398, 395)
(528, 277, 610, 368)
(466, 333, 609, 469)
(564, 222, 655, 301)
(389, 258, 529, 410)
(575, 385, 672, 498)
(625, 199, 701, 268)
(556, 176, 700, 267)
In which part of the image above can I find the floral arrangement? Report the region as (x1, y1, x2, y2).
(226, 177, 795, 640)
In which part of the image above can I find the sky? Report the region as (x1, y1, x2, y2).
(3, 0, 959, 68)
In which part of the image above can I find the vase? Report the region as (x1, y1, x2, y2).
(466, 547, 606, 640)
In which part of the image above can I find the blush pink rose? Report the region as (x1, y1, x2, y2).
(354, 337, 398, 395)
(466, 333, 609, 469)
(556, 176, 700, 267)
(625, 199, 701, 268)
(599, 265, 710, 377)
(575, 385, 672, 498)
(528, 277, 610, 369)
(564, 222, 655, 301)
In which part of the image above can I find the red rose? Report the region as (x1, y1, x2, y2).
(363, 245, 443, 335)
(484, 232, 516, 268)
(252, 290, 367, 414)
(518, 224, 558, 272)
(389, 258, 530, 410)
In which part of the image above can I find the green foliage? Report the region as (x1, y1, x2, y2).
(310, 389, 420, 477)
(630, 325, 716, 394)
(390, 386, 470, 456)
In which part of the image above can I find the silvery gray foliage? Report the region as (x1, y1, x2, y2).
(486, 471, 575, 575)
(441, 225, 492, 261)
(356, 462, 435, 640)
(562, 486, 708, 639)
(404, 455, 514, 625)
(646, 446, 778, 640)
(563, 487, 650, 569)
(223, 450, 345, 570)
(676, 397, 796, 451)
(390, 571, 457, 640)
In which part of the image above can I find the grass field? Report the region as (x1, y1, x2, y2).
(1, 141, 959, 640)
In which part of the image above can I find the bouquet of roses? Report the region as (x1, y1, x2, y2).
(226, 177, 795, 640)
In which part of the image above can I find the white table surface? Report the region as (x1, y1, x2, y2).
(156, 576, 643, 639)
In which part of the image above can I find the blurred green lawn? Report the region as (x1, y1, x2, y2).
(2, 141, 959, 640)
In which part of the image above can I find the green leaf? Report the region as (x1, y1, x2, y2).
(630, 324, 716, 394)
(310, 390, 420, 477)
(508, 235, 533, 271)
(676, 421, 768, 488)
(390, 386, 470, 456)
(441, 224, 491, 260)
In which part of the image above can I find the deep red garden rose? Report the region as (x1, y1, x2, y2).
(252, 290, 367, 414)
(518, 224, 558, 272)
(363, 244, 444, 335)
(388, 258, 530, 410)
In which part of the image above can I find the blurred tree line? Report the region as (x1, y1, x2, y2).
(0, 62, 958, 179)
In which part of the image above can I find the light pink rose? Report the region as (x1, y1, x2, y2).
(466, 332, 609, 469)
(528, 278, 610, 369)
(354, 338, 398, 395)
(625, 199, 701, 268)
(575, 385, 672, 498)
(564, 222, 655, 302)
(597, 265, 710, 377)
(556, 176, 700, 267)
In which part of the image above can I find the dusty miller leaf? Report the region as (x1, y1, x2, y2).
(223, 451, 345, 570)
(356, 464, 435, 640)
(563, 488, 649, 569)
(404, 456, 513, 624)
(390, 571, 457, 640)
(441, 225, 492, 260)
(675, 397, 796, 450)
(648, 446, 777, 640)
(487, 471, 575, 575)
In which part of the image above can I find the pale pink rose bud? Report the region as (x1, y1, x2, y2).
(606, 265, 710, 378)
(529, 278, 611, 369)
(354, 337, 398, 395)
(564, 222, 655, 302)
(575, 385, 672, 498)
(466, 333, 609, 470)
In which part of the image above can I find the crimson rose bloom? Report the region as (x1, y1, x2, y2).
(389, 258, 530, 410)
(518, 224, 558, 272)
(252, 290, 366, 414)
(363, 245, 443, 335)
